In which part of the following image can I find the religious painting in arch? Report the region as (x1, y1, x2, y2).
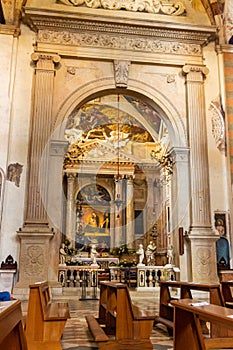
(215, 212, 230, 270)
(76, 184, 111, 250)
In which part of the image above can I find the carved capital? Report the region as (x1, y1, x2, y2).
(31, 52, 61, 70)
(67, 173, 77, 182)
(182, 64, 209, 81)
(114, 60, 131, 88)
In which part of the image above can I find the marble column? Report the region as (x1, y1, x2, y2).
(125, 175, 134, 248)
(182, 64, 218, 283)
(15, 53, 61, 295)
(66, 173, 76, 246)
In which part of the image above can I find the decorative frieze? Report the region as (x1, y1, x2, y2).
(38, 30, 202, 56)
(58, 0, 186, 16)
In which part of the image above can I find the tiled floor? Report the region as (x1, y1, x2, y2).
(58, 287, 173, 350)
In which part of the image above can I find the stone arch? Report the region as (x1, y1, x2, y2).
(46, 76, 189, 262)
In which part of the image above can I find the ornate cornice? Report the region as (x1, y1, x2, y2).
(22, 6, 217, 46)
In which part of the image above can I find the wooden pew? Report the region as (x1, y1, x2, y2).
(155, 280, 225, 336)
(86, 281, 155, 349)
(221, 280, 233, 308)
(171, 298, 233, 350)
(25, 281, 70, 350)
(0, 299, 27, 350)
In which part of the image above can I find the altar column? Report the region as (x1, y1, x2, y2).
(114, 176, 124, 248)
(125, 175, 134, 249)
(15, 53, 60, 295)
(66, 173, 76, 246)
(182, 64, 218, 283)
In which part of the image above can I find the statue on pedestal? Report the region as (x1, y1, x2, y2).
(136, 244, 145, 265)
(90, 244, 98, 266)
(59, 243, 67, 265)
(146, 241, 156, 266)
(167, 245, 174, 265)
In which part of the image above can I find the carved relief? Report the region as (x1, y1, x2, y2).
(58, 0, 186, 16)
(7, 163, 23, 187)
(67, 66, 76, 75)
(166, 74, 175, 83)
(209, 96, 226, 154)
(24, 246, 44, 276)
(114, 60, 131, 88)
(196, 247, 211, 277)
(223, 0, 233, 43)
(38, 30, 201, 56)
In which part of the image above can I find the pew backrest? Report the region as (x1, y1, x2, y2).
(171, 298, 233, 350)
(0, 300, 27, 350)
(25, 281, 70, 343)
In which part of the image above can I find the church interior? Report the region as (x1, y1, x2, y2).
(1, 0, 233, 349)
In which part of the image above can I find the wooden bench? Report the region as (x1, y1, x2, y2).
(171, 298, 233, 350)
(155, 280, 225, 336)
(221, 280, 233, 308)
(0, 299, 27, 349)
(86, 281, 155, 349)
(25, 281, 70, 350)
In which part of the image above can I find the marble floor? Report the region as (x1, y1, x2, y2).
(56, 287, 173, 350)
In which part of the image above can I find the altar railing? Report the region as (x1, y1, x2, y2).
(58, 264, 179, 289)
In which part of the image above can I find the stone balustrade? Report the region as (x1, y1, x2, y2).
(58, 264, 179, 290)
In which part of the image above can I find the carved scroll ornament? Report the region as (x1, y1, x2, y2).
(58, 0, 186, 16)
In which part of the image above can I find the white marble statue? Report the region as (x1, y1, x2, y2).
(90, 244, 98, 265)
(167, 245, 174, 265)
(59, 243, 67, 265)
(145, 241, 156, 266)
(136, 244, 145, 265)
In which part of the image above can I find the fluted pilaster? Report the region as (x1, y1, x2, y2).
(182, 65, 218, 283)
(25, 52, 60, 224)
(15, 53, 61, 291)
(183, 64, 211, 230)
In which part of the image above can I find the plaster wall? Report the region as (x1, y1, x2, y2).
(0, 25, 34, 263)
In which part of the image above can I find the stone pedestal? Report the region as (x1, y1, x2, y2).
(189, 234, 219, 283)
(13, 224, 56, 300)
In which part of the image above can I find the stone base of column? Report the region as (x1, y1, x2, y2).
(13, 223, 60, 299)
(188, 231, 219, 283)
